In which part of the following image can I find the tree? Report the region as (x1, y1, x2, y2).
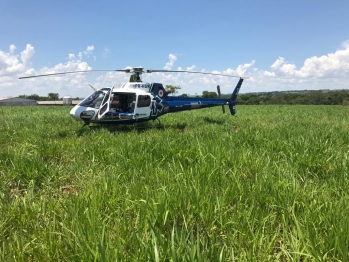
(27, 94, 40, 101)
(165, 85, 181, 95)
(48, 93, 59, 101)
(202, 91, 218, 98)
(179, 94, 188, 97)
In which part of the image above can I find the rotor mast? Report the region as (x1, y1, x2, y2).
(129, 67, 144, 82)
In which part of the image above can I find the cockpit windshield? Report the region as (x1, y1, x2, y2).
(79, 89, 109, 108)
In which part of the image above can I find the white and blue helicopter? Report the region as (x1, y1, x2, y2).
(20, 67, 245, 126)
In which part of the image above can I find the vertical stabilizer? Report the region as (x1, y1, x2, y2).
(228, 78, 244, 115)
(230, 78, 244, 101)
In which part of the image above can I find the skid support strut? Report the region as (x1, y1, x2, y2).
(80, 122, 90, 129)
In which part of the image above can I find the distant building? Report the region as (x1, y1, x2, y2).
(63, 95, 73, 105)
(0, 97, 38, 106)
(37, 100, 82, 106)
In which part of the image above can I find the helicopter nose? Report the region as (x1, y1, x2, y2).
(70, 105, 87, 120)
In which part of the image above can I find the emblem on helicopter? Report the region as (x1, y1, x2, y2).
(158, 89, 164, 97)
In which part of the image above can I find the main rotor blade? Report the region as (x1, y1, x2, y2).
(19, 69, 127, 79)
(147, 69, 243, 78)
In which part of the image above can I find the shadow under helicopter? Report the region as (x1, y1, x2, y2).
(76, 122, 188, 136)
(202, 116, 225, 125)
(75, 116, 226, 136)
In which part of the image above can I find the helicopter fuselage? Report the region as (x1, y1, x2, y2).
(70, 79, 243, 125)
(19, 66, 245, 126)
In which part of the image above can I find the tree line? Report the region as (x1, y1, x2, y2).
(236, 90, 349, 105)
(19, 93, 80, 101)
(180, 89, 349, 105)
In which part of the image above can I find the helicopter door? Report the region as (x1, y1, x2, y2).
(97, 89, 112, 119)
(134, 95, 151, 119)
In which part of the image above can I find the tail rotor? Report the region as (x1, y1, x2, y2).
(217, 85, 226, 114)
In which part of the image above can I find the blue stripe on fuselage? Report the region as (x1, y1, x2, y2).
(155, 96, 233, 115)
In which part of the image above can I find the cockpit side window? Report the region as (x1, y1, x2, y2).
(137, 95, 151, 107)
(99, 91, 111, 116)
(80, 91, 105, 109)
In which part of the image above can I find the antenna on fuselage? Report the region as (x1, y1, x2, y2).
(89, 84, 97, 92)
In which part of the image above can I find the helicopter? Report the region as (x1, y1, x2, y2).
(19, 67, 245, 126)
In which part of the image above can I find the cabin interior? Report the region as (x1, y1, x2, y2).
(110, 93, 136, 113)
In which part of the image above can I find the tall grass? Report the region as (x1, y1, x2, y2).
(0, 105, 348, 261)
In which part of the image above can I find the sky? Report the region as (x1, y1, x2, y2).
(1, 0, 349, 98)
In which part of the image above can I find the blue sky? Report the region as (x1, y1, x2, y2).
(1, 0, 349, 97)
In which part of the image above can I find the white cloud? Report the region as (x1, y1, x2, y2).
(342, 40, 349, 49)
(9, 44, 17, 54)
(102, 46, 110, 59)
(270, 57, 286, 71)
(164, 54, 177, 70)
(236, 60, 256, 76)
(0, 44, 34, 76)
(68, 53, 75, 61)
(20, 44, 35, 67)
(264, 71, 276, 77)
(221, 60, 255, 78)
(0, 45, 94, 97)
(1, 42, 349, 98)
(265, 42, 349, 79)
(186, 65, 195, 71)
(84, 45, 94, 58)
(144, 49, 348, 94)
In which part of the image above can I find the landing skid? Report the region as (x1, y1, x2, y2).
(131, 119, 163, 131)
(154, 118, 164, 129)
(79, 120, 164, 132)
(78, 118, 164, 133)
(80, 122, 90, 129)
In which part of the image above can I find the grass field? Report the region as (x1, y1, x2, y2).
(1, 105, 349, 261)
